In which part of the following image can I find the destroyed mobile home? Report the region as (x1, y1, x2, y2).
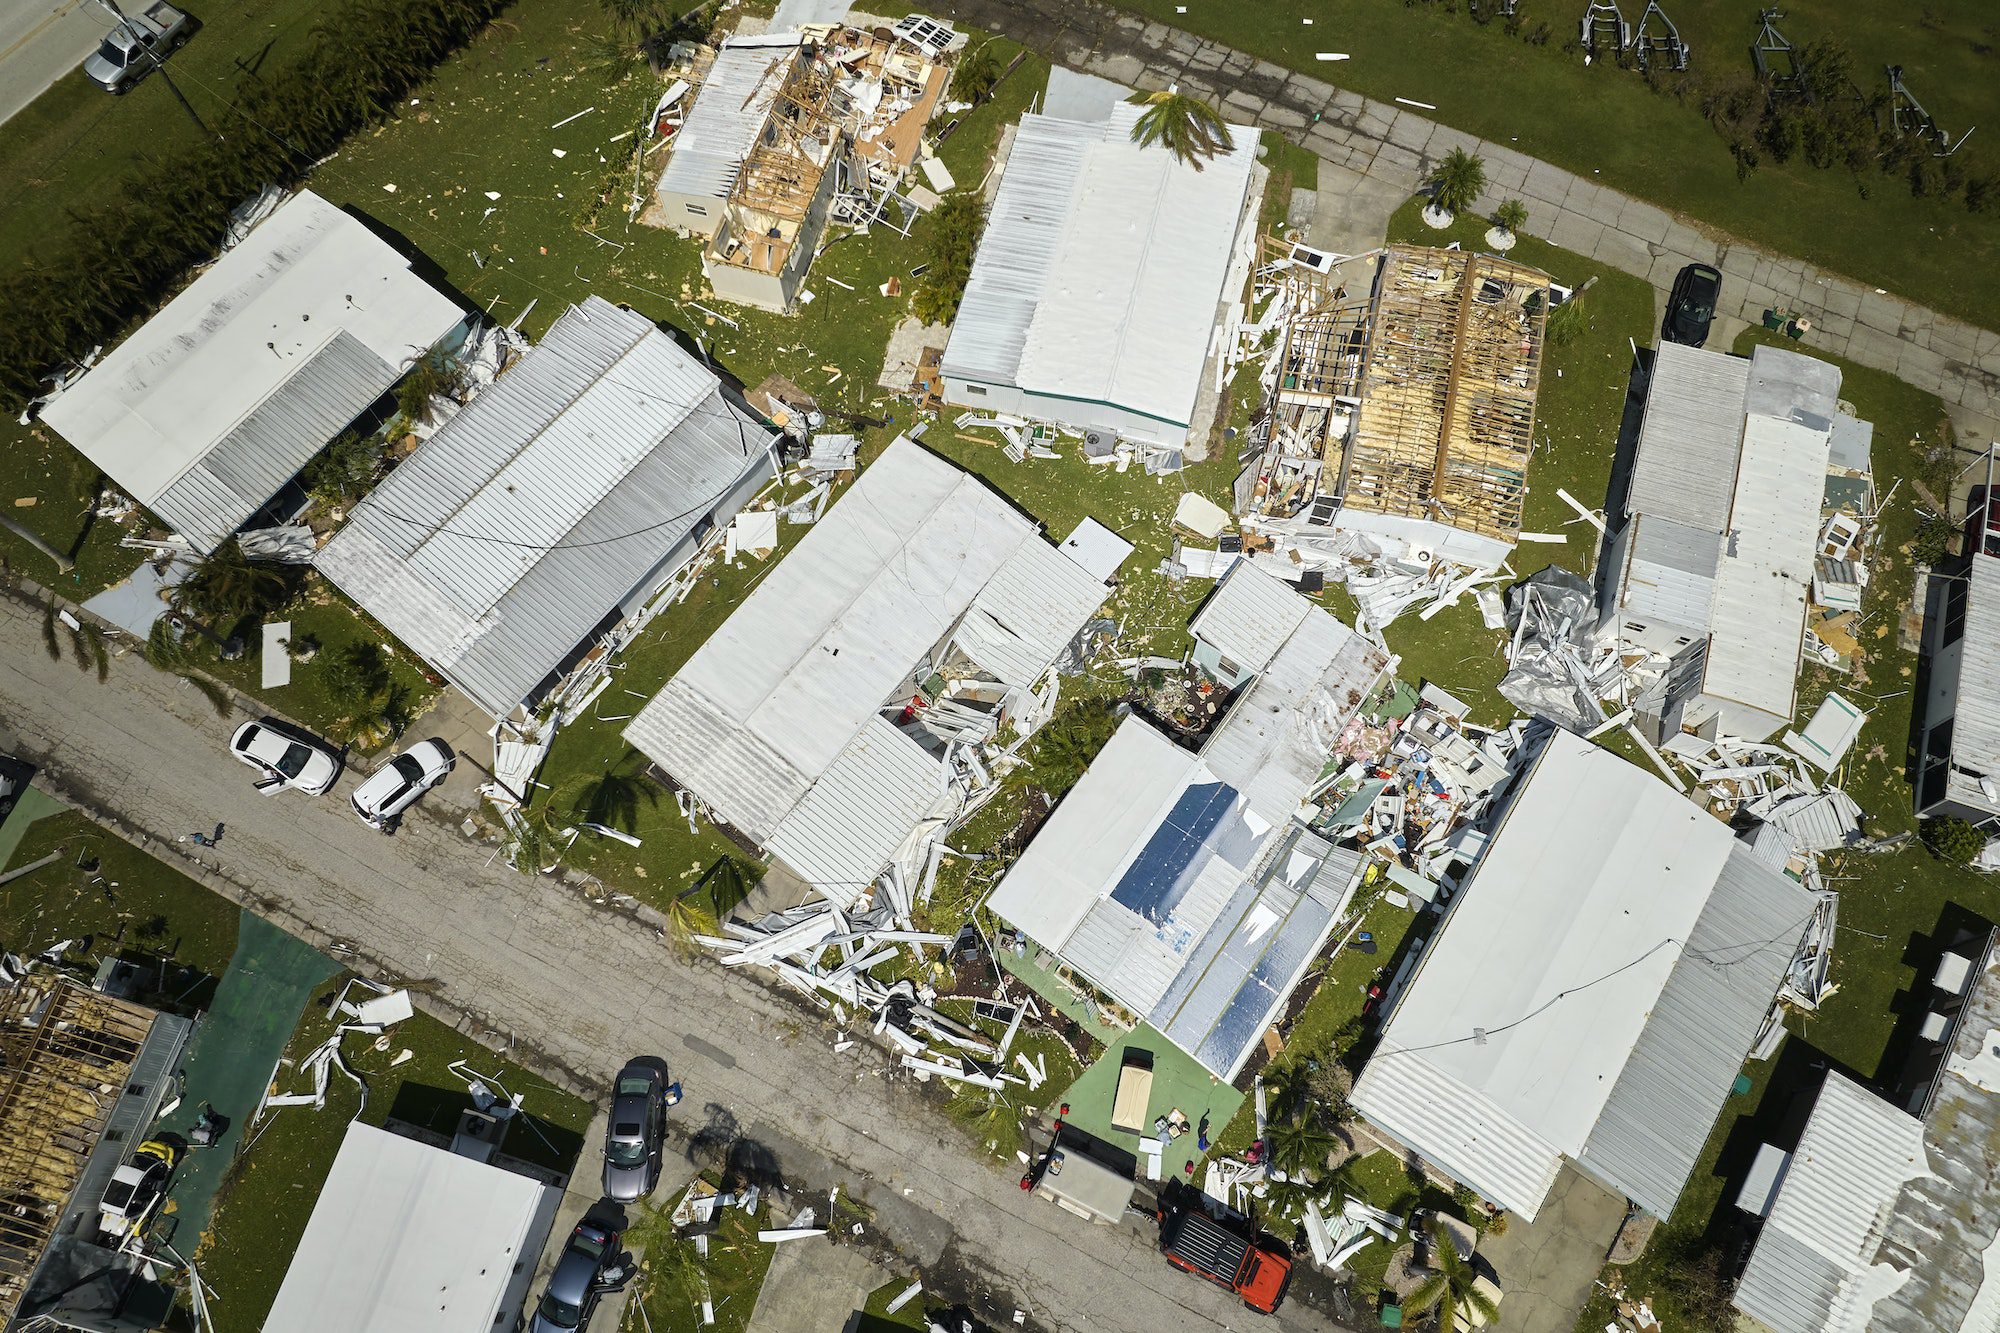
(649, 16, 966, 313)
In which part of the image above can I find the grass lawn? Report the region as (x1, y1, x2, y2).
(1108, 0, 1999, 332)
(1372, 195, 1659, 724)
(0, 804, 241, 998)
(856, 1277, 930, 1330)
(195, 998, 594, 1332)
(622, 1174, 776, 1333)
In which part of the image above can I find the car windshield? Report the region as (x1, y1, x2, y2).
(102, 1180, 134, 1210)
(606, 1135, 647, 1166)
(275, 741, 311, 779)
(95, 40, 130, 65)
(569, 1231, 609, 1261)
(536, 1292, 583, 1328)
(391, 755, 426, 783)
(617, 1076, 655, 1096)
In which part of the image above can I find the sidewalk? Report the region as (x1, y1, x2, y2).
(936, 0, 2000, 443)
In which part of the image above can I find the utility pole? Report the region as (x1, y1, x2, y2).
(89, 0, 215, 140)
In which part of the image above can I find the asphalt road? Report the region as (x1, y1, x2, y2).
(0, 585, 1357, 1333)
(0, 0, 112, 125)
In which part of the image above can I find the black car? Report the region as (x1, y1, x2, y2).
(601, 1062, 668, 1202)
(526, 1220, 628, 1333)
(1663, 262, 1722, 347)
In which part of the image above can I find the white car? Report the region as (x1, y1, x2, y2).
(350, 739, 455, 830)
(229, 719, 340, 795)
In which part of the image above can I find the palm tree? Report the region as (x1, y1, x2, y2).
(1129, 89, 1234, 170)
(1425, 148, 1489, 220)
(1264, 1113, 1339, 1179)
(167, 542, 289, 623)
(1491, 198, 1529, 238)
(663, 885, 721, 960)
(1406, 1220, 1499, 1332)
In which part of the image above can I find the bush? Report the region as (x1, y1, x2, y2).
(1025, 699, 1120, 800)
(321, 641, 392, 702)
(950, 45, 1001, 105)
(301, 431, 383, 507)
(912, 192, 986, 325)
(1923, 816, 1986, 865)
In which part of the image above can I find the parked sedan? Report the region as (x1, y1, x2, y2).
(349, 739, 455, 831)
(526, 1220, 628, 1333)
(601, 1062, 668, 1202)
(1662, 262, 1722, 347)
(229, 719, 339, 795)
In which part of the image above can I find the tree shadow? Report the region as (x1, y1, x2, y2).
(577, 755, 663, 832)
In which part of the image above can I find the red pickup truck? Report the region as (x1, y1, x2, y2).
(1157, 1189, 1293, 1314)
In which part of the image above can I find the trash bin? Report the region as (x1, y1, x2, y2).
(1763, 308, 1784, 330)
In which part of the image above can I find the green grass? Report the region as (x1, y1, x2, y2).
(623, 1174, 776, 1333)
(856, 1277, 930, 1330)
(1372, 194, 1658, 724)
(0, 805, 242, 995)
(1109, 0, 1999, 332)
(195, 998, 594, 1332)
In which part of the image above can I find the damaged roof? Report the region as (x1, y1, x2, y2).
(41, 191, 464, 553)
(624, 437, 1116, 898)
(316, 296, 777, 717)
(942, 104, 1257, 431)
(1351, 729, 1813, 1220)
(989, 572, 1386, 1079)
(656, 37, 803, 204)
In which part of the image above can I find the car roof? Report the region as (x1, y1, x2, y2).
(546, 1243, 600, 1302)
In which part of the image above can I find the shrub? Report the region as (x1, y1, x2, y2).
(1923, 816, 1985, 865)
(301, 431, 383, 507)
(1492, 198, 1528, 234)
(912, 192, 986, 325)
(950, 44, 1001, 104)
(1426, 147, 1487, 217)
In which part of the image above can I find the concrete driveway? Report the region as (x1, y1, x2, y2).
(0, 0, 114, 125)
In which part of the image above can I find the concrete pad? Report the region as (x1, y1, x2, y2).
(260, 622, 293, 690)
(1310, 159, 1409, 256)
(746, 1235, 886, 1333)
(1477, 1164, 1627, 1333)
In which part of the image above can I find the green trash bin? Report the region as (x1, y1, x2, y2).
(1381, 1301, 1405, 1327)
(1763, 308, 1784, 330)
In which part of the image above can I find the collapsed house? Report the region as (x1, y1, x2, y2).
(1238, 243, 1552, 572)
(39, 190, 467, 553)
(316, 296, 780, 722)
(1732, 929, 2000, 1333)
(987, 563, 1390, 1078)
(0, 972, 193, 1328)
(1597, 342, 1869, 743)
(1916, 465, 2000, 827)
(652, 18, 962, 312)
(264, 1121, 564, 1333)
(939, 104, 1260, 450)
(1350, 728, 1815, 1222)
(624, 436, 1128, 903)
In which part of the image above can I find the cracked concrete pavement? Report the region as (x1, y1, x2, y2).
(934, 0, 2000, 444)
(0, 583, 1359, 1333)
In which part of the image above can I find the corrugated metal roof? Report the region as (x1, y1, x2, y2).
(1351, 731, 1799, 1220)
(317, 297, 775, 716)
(624, 438, 1112, 893)
(1948, 554, 2000, 779)
(1703, 410, 1830, 722)
(1745, 343, 1842, 423)
(1190, 562, 1311, 674)
(939, 114, 1098, 391)
(1205, 612, 1389, 829)
(1618, 513, 1720, 634)
(1624, 342, 1752, 528)
(656, 40, 799, 203)
(151, 330, 397, 550)
(1733, 1072, 1930, 1333)
(942, 106, 1255, 429)
(763, 716, 944, 893)
(42, 191, 463, 552)
(1577, 842, 1814, 1216)
(951, 535, 1114, 687)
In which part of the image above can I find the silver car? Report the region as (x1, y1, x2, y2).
(526, 1219, 624, 1333)
(349, 739, 454, 831)
(601, 1063, 667, 1202)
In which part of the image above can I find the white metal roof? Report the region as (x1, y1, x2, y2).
(316, 297, 776, 716)
(942, 105, 1255, 431)
(1733, 1072, 1932, 1333)
(1703, 410, 1831, 721)
(40, 191, 463, 552)
(656, 38, 800, 203)
(264, 1122, 556, 1333)
(1949, 553, 2000, 780)
(1351, 730, 1808, 1219)
(1191, 562, 1311, 675)
(624, 438, 1112, 896)
(1623, 342, 1751, 528)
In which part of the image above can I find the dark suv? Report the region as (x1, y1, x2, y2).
(526, 1220, 627, 1333)
(1663, 263, 1722, 347)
